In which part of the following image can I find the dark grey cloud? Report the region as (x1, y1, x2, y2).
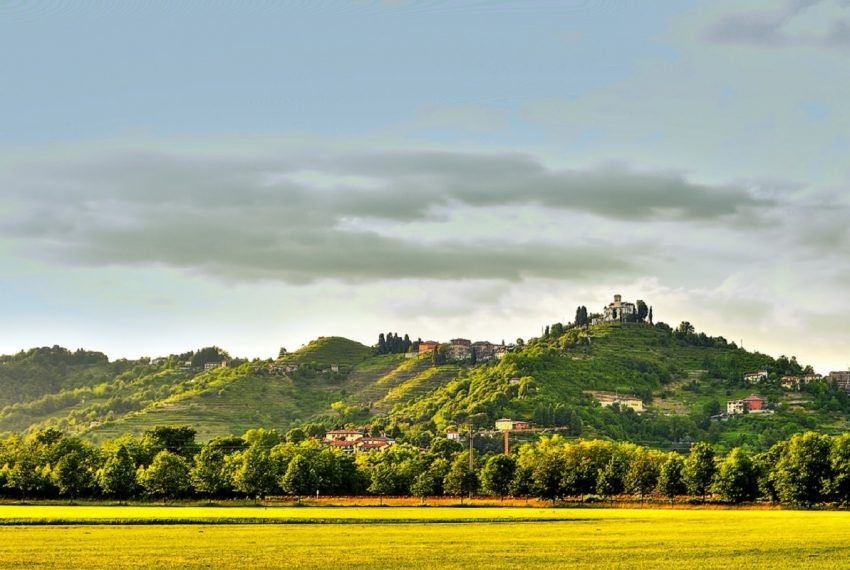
(705, 0, 850, 49)
(0, 146, 773, 283)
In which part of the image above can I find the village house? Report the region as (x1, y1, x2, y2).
(495, 418, 531, 431)
(472, 341, 495, 360)
(446, 430, 461, 441)
(418, 341, 439, 354)
(744, 370, 769, 384)
(803, 373, 822, 383)
(203, 361, 227, 372)
(593, 393, 645, 413)
(355, 436, 394, 452)
(781, 375, 802, 390)
(828, 371, 850, 393)
(324, 429, 364, 443)
(728, 395, 767, 415)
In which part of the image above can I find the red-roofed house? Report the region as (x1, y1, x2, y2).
(743, 395, 766, 411)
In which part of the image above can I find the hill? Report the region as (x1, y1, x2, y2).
(0, 321, 847, 451)
(387, 322, 849, 451)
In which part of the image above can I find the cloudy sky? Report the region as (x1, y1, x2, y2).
(1, 0, 849, 372)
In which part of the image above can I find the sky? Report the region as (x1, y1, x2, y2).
(1, 0, 849, 373)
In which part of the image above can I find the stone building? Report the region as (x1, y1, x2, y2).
(591, 294, 638, 324)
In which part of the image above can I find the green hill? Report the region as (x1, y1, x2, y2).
(0, 321, 847, 451)
(281, 336, 373, 368)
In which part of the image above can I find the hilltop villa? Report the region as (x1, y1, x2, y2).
(591, 294, 638, 324)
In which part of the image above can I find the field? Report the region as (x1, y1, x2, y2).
(1, 506, 849, 568)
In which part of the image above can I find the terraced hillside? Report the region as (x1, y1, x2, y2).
(2, 322, 848, 451)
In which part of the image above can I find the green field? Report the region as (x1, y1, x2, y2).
(0, 506, 849, 568)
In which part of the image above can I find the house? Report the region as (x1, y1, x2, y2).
(324, 429, 364, 443)
(450, 338, 471, 347)
(828, 371, 850, 393)
(509, 376, 521, 386)
(802, 373, 822, 384)
(446, 430, 461, 441)
(418, 341, 439, 354)
(495, 418, 531, 431)
(447, 344, 471, 361)
(493, 345, 509, 359)
(727, 400, 746, 415)
(595, 394, 645, 413)
(329, 440, 358, 454)
(781, 375, 802, 390)
(356, 436, 394, 452)
(744, 370, 769, 384)
(743, 394, 766, 412)
(598, 294, 638, 323)
(472, 341, 495, 360)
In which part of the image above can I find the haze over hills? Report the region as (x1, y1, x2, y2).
(2, 300, 848, 451)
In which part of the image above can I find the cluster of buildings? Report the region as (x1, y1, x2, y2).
(744, 369, 850, 394)
(415, 338, 509, 362)
(323, 429, 395, 454)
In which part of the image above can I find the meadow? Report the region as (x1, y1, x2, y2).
(0, 506, 849, 568)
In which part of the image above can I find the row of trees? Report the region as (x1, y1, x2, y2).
(1, 427, 848, 506)
(375, 333, 414, 355)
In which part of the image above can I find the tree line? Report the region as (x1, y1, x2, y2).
(1, 427, 848, 507)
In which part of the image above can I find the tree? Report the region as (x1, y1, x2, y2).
(677, 321, 695, 335)
(657, 454, 686, 500)
(190, 346, 229, 368)
(281, 455, 318, 501)
(278, 347, 288, 358)
(98, 445, 138, 500)
(232, 443, 279, 499)
(444, 454, 478, 503)
(773, 431, 832, 507)
(712, 448, 757, 504)
(648, 306, 653, 324)
(139, 450, 191, 500)
(682, 442, 716, 501)
(481, 455, 516, 501)
(190, 444, 232, 498)
(510, 463, 534, 503)
(51, 443, 99, 499)
(377, 333, 387, 355)
(827, 433, 850, 505)
(623, 449, 662, 499)
(532, 451, 565, 503)
(141, 426, 198, 460)
(636, 300, 648, 323)
(368, 462, 396, 506)
(411, 471, 436, 505)
(596, 455, 627, 499)
(285, 428, 307, 444)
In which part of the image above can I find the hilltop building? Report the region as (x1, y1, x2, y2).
(591, 294, 638, 324)
(829, 371, 850, 393)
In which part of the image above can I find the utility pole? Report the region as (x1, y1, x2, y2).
(468, 424, 474, 470)
(503, 429, 509, 455)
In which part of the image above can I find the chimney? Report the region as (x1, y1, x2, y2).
(614, 294, 622, 303)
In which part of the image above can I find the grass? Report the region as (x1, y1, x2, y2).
(0, 507, 849, 568)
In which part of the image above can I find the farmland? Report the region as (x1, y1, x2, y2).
(1, 506, 849, 568)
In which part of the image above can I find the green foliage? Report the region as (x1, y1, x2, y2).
(138, 450, 190, 499)
(683, 442, 716, 500)
(657, 453, 686, 499)
(232, 444, 279, 499)
(98, 445, 138, 499)
(480, 454, 516, 499)
(281, 455, 319, 498)
(712, 448, 757, 503)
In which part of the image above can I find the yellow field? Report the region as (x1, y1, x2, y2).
(0, 507, 848, 568)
